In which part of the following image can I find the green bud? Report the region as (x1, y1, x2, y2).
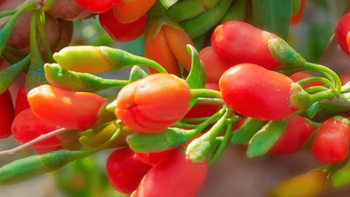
(332, 161, 350, 187)
(0, 156, 43, 185)
(127, 128, 197, 153)
(167, 0, 221, 22)
(181, 0, 233, 39)
(44, 63, 129, 92)
(184, 138, 213, 163)
(221, 0, 247, 23)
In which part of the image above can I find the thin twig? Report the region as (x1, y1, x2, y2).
(0, 128, 69, 156)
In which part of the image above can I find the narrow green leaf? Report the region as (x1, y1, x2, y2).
(247, 120, 288, 158)
(185, 45, 206, 89)
(251, 0, 292, 40)
(185, 45, 206, 109)
(231, 118, 267, 144)
(306, 102, 319, 119)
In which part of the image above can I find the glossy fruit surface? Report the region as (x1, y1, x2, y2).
(220, 64, 297, 120)
(115, 74, 190, 133)
(99, 9, 146, 42)
(135, 149, 208, 197)
(336, 13, 350, 55)
(212, 21, 280, 70)
(106, 147, 152, 195)
(113, 0, 156, 24)
(28, 85, 107, 130)
(74, 0, 121, 13)
(268, 116, 316, 155)
(312, 117, 350, 164)
(12, 108, 64, 148)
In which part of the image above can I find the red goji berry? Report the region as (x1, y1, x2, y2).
(312, 117, 350, 164)
(106, 147, 152, 195)
(115, 73, 190, 133)
(135, 149, 208, 197)
(220, 64, 297, 120)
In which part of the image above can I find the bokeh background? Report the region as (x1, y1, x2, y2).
(1, 0, 350, 196)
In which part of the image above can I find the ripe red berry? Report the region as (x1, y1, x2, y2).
(106, 147, 152, 194)
(312, 117, 350, 164)
(220, 64, 297, 120)
(99, 9, 146, 42)
(74, 0, 121, 13)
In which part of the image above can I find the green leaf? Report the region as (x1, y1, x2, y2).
(247, 120, 288, 158)
(185, 45, 206, 89)
(251, 0, 292, 40)
(129, 66, 148, 83)
(306, 102, 319, 119)
(231, 118, 267, 144)
(185, 44, 206, 109)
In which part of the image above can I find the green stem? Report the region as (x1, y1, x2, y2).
(190, 89, 222, 99)
(0, 10, 16, 18)
(304, 86, 329, 93)
(41, 0, 56, 12)
(200, 108, 231, 141)
(26, 10, 48, 92)
(30, 11, 40, 55)
(193, 108, 227, 134)
(209, 122, 232, 166)
(309, 91, 336, 103)
(0, 1, 36, 54)
(297, 77, 334, 92)
(301, 62, 341, 95)
(181, 117, 209, 124)
(172, 122, 197, 129)
(37, 12, 54, 63)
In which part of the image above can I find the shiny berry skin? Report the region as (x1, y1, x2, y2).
(74, 0, 121, 13)
(336, 13, 350, 55)
(268, 116, 316, 155)
(312, 117, 350, 164)
(115, 73, 190, 133)
(106, 147, 152, 195)
(212, 21, 280, 70)
(12, 108, 65, 149)
(220, 64, 297, 121)
(199, 47, 237, 83)
(135, 149, 208, 197)
(99, 9, 146, 42)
